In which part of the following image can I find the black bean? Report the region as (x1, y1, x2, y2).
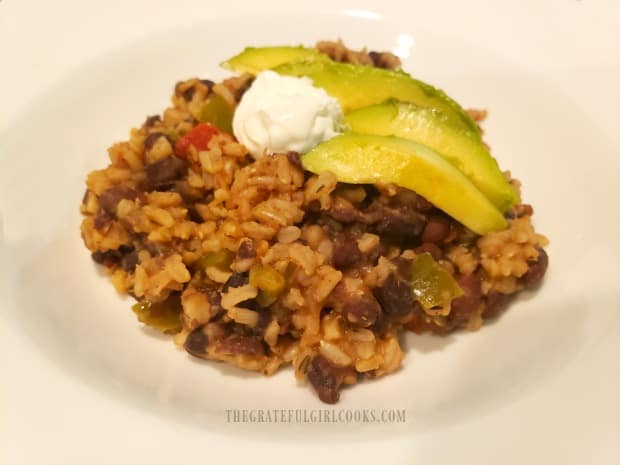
(140, 238, 163, 257)
(368, 51, 385, 67)
(518, 204, 534, 217)
(184, 326, 209, 357)
(237, 239, 256, 259)
(451, 272, 482, 320)
(371, 312, 391, 336)
(306, 355, 351, 404)
(222, 272, 249, 293)
(200, 79, 215, 91)
(215, 335, 265, 356)
(91, 245, 134, 267)
(374, 273, 414, 317)
(175, 81, 199, 102)
(91, 250, 113, 265)
(332, 238, 363, 269)
(93, 210, 114, 230)
(144, 132, 166, 151)
(484, 291, 512, 318)
(204, 288, 223, 317)
(521, 248, 549, 288)
(238, 298, 258, 311)
(98, 185, 138, 215)
(342, 294, 381, 327)
(182, 87, 196, 101)
(121, 249, 140, 272)
(234, 78, 253, 101)
(328, 197, 363, 223)
(145, 156, 188, 191)
(90, 250, 106, 263)
(516, 204, 534, 218)
(374, 205, 426, 237)
(328, 189, 428, 237)
(368, 51, 401, 69)
(187, 205, 204, 224)
(144, 115, 161, 128)
(414, 242, 443, 260)
(392, 257, 413, 278)
(286, 151, 303, 170)
(254, 309, 272, 334)
(391, 189, 419, 209)
(421, 215, 451, 244)
(415, 195, 434, 212)
(505, 204, 534, 220)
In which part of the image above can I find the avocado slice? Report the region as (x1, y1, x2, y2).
(345, 102, 516, 211)
(273, 59, 479, 132)
(302, 133, 507, 234)
(221, 46, 324, 75)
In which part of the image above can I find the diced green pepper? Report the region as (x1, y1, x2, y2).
(256, 290, 279, 307)
(196, 249, 234, 270)
(199, 94, 234, 134)
(249, 264, 286, 295)
(410, 253, 463, 309)
(131, 294, 182, 334)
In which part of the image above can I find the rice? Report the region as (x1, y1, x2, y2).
(80, 40, 549, 403)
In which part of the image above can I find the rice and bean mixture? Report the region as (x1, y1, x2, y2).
(80, 40, 549, 403)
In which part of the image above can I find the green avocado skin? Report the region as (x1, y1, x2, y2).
(345, 102, 516, 211)
(273, 59, 479, 133)
(303, 133, 507, 235)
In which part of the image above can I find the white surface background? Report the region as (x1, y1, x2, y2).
(1, 1, 619, 465)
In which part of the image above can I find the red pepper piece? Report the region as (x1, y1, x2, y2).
(174, 123, 221, 157)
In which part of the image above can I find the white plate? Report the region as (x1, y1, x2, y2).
(2, 4, 620, 465)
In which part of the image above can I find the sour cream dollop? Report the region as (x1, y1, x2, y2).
(232, 70, 343, 158)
